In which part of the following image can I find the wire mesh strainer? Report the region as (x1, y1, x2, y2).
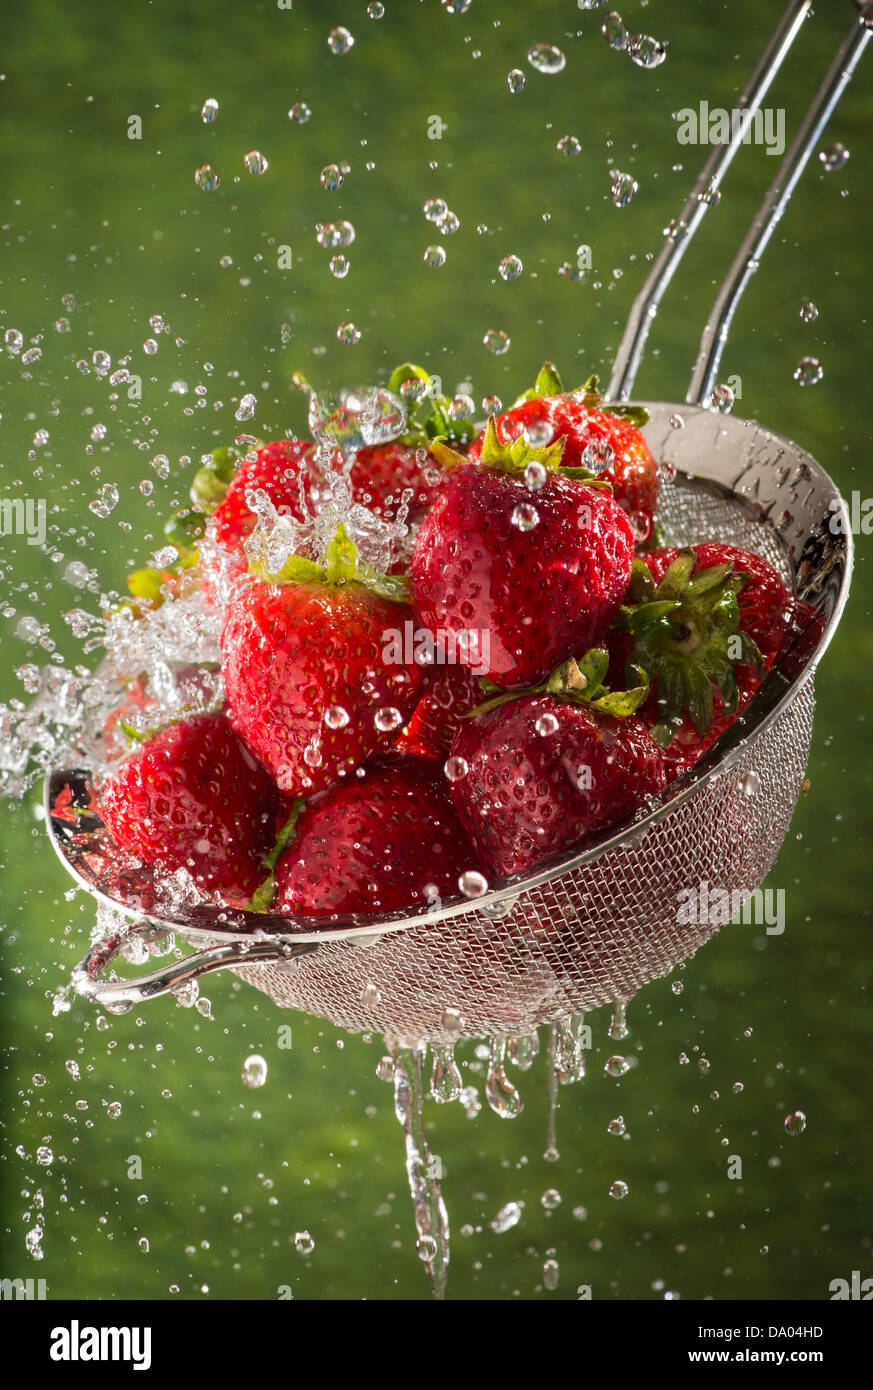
(46, 2, 863, 1041)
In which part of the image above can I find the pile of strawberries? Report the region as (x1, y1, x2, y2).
(97, 364, 796, 919)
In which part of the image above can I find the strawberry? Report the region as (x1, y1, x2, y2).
(447, 650, 666, 879)
(98, 711, 279, 902)
(350, 442, 445, 528)
(220, 525, 422, 796)
(607, 545, 782, 776)
(411, 420, 635, 689)
(467, 364, 658, 538)
(394, 659, 485, 760)
(272, 756, 478, 917)
(638, 543, 793, 666)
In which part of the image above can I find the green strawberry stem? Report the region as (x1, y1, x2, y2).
(253, 522, 411, 604)
(249, 799, 306, 913)
(614, 552, 764, 737)
(514, 361, 650, 429)
(467, 649, 650, 721)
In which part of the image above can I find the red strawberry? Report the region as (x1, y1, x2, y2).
(221, 526, 422, 796)
(99, 711, 279, 902)
(411, 422, 635, 690)
(350, 442, 445, 527)
(394, 660, 485, 760)
(449, 672, 666, 880)
(607, 547, 777, 775)
(273, 756, 478, 917)
(468, 365, 658, 537)
(638, 543, 793, 666)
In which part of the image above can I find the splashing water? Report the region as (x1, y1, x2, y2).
(387, 1040, 450, 1300)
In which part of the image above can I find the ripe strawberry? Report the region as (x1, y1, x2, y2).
(607, 546, 781, 775)
(448, 651, 666, 879)
(411, 422, 635, 690)
(350, 442, 445, 527)
(638, 542, 793, 666)
(394, 660, 485, 760)
(273, 756, 478, 917)
(468, 364, 658, 537)
(99, 711, 279, 902)
(221, 525, 422, 796)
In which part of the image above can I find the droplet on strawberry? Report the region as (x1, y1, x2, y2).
(98, 711, 279, 903)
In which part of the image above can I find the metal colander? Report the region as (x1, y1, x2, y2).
(47, 0, 864, 1041)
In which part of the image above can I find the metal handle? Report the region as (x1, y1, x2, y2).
(608, 0, 871, 405)
(72, 921, 318, 1012)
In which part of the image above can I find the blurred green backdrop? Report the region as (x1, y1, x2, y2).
(1, 0, 871, 1301)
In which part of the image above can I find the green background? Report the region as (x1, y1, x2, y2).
(0, 0, 870, 1301)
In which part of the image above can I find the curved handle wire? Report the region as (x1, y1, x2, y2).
(688, 3, 873, 404)
(608, 0, 814, 403)
(72, 922, 318, 1011)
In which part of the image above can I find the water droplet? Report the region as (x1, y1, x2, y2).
(424, 197, 447, 222)
(444, 755, 469, 782)
(671, 979, 684, 995)
(609, 999, 629, 1040)
(507, 68, 526, 94)
(605, 1055, 629, 1077)
(376, 1054, 396, 1082)
(800, 297, 819, 323)
(436, 210, 460, 235)
(442, 0, 471, 11)
(4, 328, 23, 354)
(697, 182, 721, 207)
(491, 1201, 524, 1233)
(819, 142, 848, 172)
(611, 170, 638, 207)
(295, 1229, 315, 1253)
(235, 393, 257, 422)
(527, 43, 566, 75)
(664, 216, 688, 241)
(459, 870, 488, 899)
(36, 1146, 54, 1165)
(583, 437, 614, 472)
(430, 1044, 462, 1103)
(512, 502, 539, 531)
(289, 102, 311, 124)
(478, 328, 511, 360)
(508, 1032, 540, 1070)
(244, 150, 268, 176)
(327, 26, 355, 55)
(89, 484, 119, 518)
(337, 322, 361, 346)
(608, 1116, 626, 1136)
(21, 347, 41, 365)
(698, 1057, 710, 1075)
(498, 254, 523, 282)
(324, 705, 350, 730)
(794, 356, 823, 387)
(732, 1082, 744, 1094)
(201, 98, 219, 123)
(367, 0, 385, 16)
(242, 1054, 268, 1089)
(557, 135, 581, 156)
(374, 706, 403, 732)
(785, 1109, 806, 1136)
(329, 254, 350, 278)
(360, 983, 381, 1009)
(486, 1038, 524, 1117)
(609, 1179, 629, 1200)
(138, 1237, 150, 1253)
(741, 770, 760, 797)
(543, 1257, 559, 1290)
(423, 244, 447, 268)
(541, 1188, 562, 1210)
(33, 1073, 46, 1087)
(535, 712, 559, 737)
(602, 12, 628, 50)
(107, 1101, 122, 1118)
(628, 34, 666, 68)
(195, 164, 220, 191)
(321, 164, 343, 191)
(709, 383, 735, 414)
(143, 338, 159, 356)
(441, 1007, 465, 1034)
